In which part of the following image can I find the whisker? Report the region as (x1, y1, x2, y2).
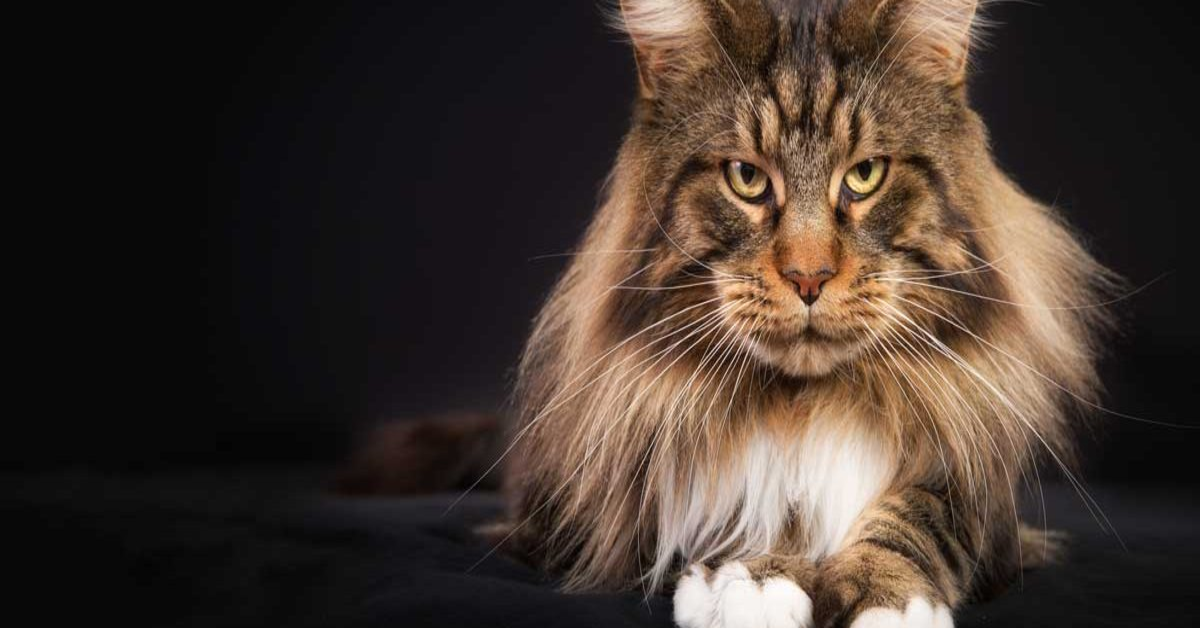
(875, 298, 1125, 547)
(863, 325, 989, 574)
(645, 316, 756, 583)
(892, 293, 1197, 430)
(864, 253, 1010, 281)
(875, 272, 1169, 312)
(637, 105, 753, 282)
(528, 248, 656, 262)
(614, 278, 742, 292)
(444, 295, 730, 514)
(469, 301, 749, 572)
(868, 300, 1027, 581)
(641, 130, 751, 281)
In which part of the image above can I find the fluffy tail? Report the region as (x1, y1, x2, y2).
(1019, 523, 1067, 569)
(332, 411, 505, 496)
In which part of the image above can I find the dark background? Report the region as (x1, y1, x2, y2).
(5, 3, 1200, 627)
(21, 2, 1200, 484)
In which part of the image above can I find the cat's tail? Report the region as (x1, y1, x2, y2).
(331, 411, 506, 496)
(1019, 523, 1067, 569)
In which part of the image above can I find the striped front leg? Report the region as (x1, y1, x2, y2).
(813, 487, 978, 628)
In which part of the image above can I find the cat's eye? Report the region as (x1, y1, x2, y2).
(842, 157, 889, 200)
(724, 161, 771, 202)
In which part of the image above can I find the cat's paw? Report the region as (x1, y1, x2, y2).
(848, 598, 953, 628)
(674, 562, 813, 628)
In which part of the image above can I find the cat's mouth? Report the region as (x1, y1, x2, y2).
(777, 323, 841, 343)
(719, 280, 874, 376)
(737, 305, 857, 345)
(743, 317, 865, 378)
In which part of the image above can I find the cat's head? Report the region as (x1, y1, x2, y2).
(603, 0, 1014, 378)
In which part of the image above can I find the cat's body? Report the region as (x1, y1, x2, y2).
(494, 1, 1115, 627)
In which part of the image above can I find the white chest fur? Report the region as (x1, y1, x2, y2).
(654, 415, 895, 582)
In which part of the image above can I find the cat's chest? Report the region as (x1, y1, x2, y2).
(660, 417, 895, 563)
(774, 421, 897, 558)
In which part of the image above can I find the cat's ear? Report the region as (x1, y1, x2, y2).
(869, 0, 984, 86)
(615, 0, 766, 99)
(615, 0, 712, 98)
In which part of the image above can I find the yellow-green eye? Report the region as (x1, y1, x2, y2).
(724, 161, 771, 202)
(842, 157, 889, 199)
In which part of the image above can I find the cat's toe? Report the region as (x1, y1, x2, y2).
(759, 576, 813, 628)
(673, 562, 813, 628)
(848, 598, 953, 628)
(675, 565, 717, 628)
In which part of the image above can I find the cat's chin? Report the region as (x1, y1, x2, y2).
(749, 336, 861, 379)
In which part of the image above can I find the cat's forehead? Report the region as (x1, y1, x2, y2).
(728, 44, 859, 182)
(732, 27, 921, 164)
(661, 1, 936, 179)
(763, 0, 843, 23)
(767, 45, 842, 131)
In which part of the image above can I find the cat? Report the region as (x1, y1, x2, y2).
(493, 1, 1118, 627)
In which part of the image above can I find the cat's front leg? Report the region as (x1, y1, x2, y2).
(674, 556, 817, 628)
(813, 487, 971, 628)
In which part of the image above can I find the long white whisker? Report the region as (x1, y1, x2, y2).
(867, 325, 991, 574)
(528, 248, 656, 261)
(600, 309, 750, 571)
(470, 301, 748, 572)
(875, 273, 1169, 313)
(865, 253, 1010, 281)
(892, 293, 1195, 430)
(868, 300, 1025, 581)
(876, 298, 1124, 547)
(445, 295, 729, 514)
(614, 278, 742, 292)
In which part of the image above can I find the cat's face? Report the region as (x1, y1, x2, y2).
(618, 0, 998, 378)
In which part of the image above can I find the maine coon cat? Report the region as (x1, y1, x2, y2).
(494, 1, 1117, 626)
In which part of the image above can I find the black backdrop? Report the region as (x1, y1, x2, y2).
(30, 2, 1200, 484)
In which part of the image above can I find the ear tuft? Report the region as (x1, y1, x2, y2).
(611, 0, 710, 98)
(875, 0, 988, 84)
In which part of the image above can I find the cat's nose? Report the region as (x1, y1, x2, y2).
(783, 268, 835, 306)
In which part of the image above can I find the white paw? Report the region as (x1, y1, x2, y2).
(849, 597, 953, 628)
(673, 562, 813, 628)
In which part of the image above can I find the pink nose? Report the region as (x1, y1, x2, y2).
(783, 269, 835, 306)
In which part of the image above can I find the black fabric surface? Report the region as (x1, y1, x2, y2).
(5, 468, 1198, 627)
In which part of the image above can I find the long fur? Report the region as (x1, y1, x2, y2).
(502, 0, 1118, 600)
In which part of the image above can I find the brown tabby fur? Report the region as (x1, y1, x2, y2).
(499, 0, 1117, 625)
